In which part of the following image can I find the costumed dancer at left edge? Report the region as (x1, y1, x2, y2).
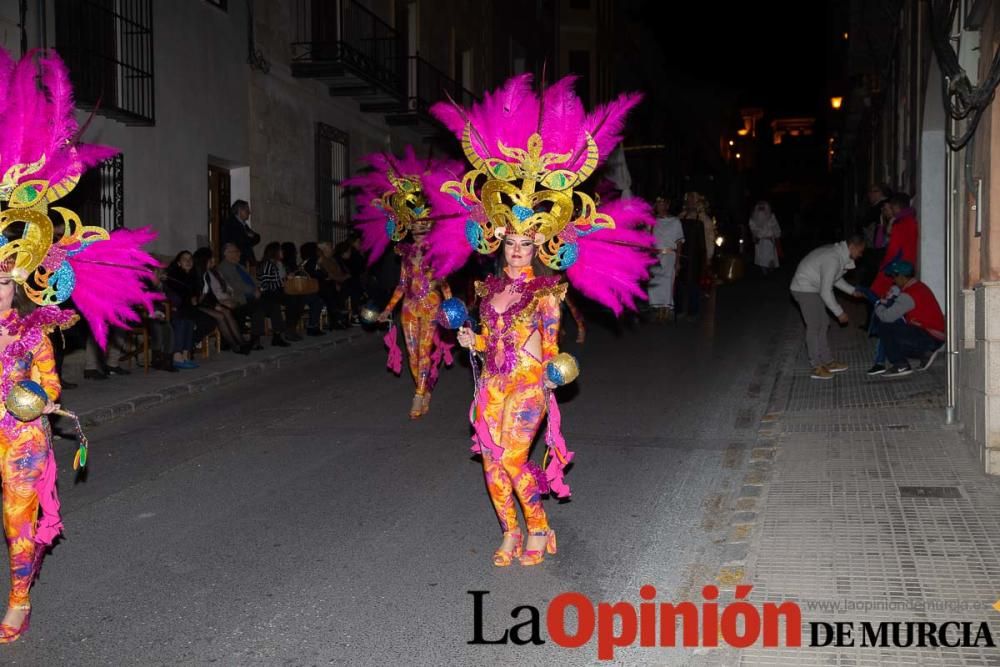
(344, 148, 462, 419)
(425, 74, 656, 566)
(0, 48, 160, 642)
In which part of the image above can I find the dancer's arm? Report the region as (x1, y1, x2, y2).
(31, 336, 61, 404)
(380, 256, 410, 319)
(539, 289, 564, 364)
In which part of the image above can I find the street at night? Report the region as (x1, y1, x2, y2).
(0, 0, 998, 665)
(10, 277, 790, 666)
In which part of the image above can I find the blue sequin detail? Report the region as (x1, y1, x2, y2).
(385, 219, 396, 238)
(438, 298, 469, 330)
(512, 205, 533, 221)
(465, 219, 483, 249)
(0, 235, 7, 247)
(546, 362, 564, 386)
(52, 261, 75, 302)
(557, 242, 579, 269)
(412, 206, 425, 215)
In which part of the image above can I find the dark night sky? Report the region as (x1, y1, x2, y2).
(640, 0, 832, 116)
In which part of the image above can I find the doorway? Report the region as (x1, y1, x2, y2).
(208, 165, 231, 254)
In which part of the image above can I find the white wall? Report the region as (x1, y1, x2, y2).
(18, 1, 253, 256)
(919, 57, 947, 304)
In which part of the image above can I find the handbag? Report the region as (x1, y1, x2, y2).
(284, 271, 319, 296)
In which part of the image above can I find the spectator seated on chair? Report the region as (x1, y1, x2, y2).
(871, 260, 945, 378)
(193, 247, 252, 355)
(281, 241, 325, 337)
(164, 250, 216, 369)
(218, 242, 289, 348)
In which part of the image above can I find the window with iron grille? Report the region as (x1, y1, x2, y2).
(55, 0, 155, 126)
(315, 123, 350, 244)
(60, 156, 126, 232)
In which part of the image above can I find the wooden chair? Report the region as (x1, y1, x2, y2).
(121, 320, 151, 373)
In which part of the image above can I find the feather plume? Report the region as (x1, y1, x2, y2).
(565, 198, 657, 315)
(343, 147, 461, 267)
(422, 167, 476, 277)
(67, 227, 161, 348)
(0, 49, 116, 188)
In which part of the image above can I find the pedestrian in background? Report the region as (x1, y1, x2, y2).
(790, 234, 867, 380)
(748, 200, 781, 275)
(648, 196, 684, 320)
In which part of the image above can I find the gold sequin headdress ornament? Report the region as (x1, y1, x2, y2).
(0, 48, 160, 346)
(424, 74, 659, 313)
(343, 146, 463, 264)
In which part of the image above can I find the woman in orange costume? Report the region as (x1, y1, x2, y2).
(0, 47, 159, 642)
(378, 231, 452, 418)
(345, 147, 462, 419)
(457, 235, 566, 565)
(0, 268, 73, 641)
(429, 75, 655, 567)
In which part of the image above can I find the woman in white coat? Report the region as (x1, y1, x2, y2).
(749, 201, 781, 274)
(648, 196, 685, 319)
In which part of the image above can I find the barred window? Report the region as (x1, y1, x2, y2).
(55, 0, 155, 125)
(60, 156, 126, 232)
(315, 123, 350, 244)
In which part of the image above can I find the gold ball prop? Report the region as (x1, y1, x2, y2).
(5, 380, 49, 422)
(545, 352, 580, 387)
(360, 303, 381, 326)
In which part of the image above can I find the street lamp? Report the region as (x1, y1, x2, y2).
(830, 96, 843, 110)
(728, 139, 734, 146)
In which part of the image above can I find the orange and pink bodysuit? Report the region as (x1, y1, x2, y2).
(469, 268, 568, 536)
(383, 242, 452, 402)
(0, 308, 73, 613)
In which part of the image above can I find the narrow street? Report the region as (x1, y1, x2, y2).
(6, 274, 792, 665)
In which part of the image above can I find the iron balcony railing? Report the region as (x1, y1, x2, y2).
(55, 0, 155, 126)
(406, 56, 476, 114)
(292, 0, 401, 93)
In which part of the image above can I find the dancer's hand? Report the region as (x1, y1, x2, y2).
(42, 401, 60, 415)
(376, 310, 391, 323)
(457, 326, 474, 348)
(543, 378, 557, 390)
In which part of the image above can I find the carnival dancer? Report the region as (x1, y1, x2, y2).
(344, 148, 461, 419)
(0, 48, 159, 641)
(426, 74, 656, 566)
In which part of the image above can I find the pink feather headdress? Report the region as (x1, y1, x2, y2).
(0, 48, 159, 347)
(343, 146, 462, 266)
(424, 74, 657, 314)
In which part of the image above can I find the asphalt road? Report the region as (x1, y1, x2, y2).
(6, 272, 793, 666)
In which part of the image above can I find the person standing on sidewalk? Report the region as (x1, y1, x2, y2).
(872, 260, 946, 378)
(870, 192, 919, 298)
(790, 235, 867, 380)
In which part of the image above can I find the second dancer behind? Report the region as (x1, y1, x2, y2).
(344, 148, 461, 419)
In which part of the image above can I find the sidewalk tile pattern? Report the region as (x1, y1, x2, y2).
(740, 317, 1000, 666)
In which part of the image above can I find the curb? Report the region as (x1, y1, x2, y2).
(714, 312, 800, 591)
(73, 331, 365, 428)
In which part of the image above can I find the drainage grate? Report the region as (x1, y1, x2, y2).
(898, 486, 963, 499)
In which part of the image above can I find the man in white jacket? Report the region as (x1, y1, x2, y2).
(790, 234, 866, 379)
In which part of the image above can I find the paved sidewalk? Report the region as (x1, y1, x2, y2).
(729, 301, 1000, 665)
(52, 328, 371, 428)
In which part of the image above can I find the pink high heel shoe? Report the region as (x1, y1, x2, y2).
(0, 608, 31, 644)
(492, 532, 523, 567)
(519, 530, 557, 566)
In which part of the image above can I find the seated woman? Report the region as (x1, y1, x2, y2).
(164, 250, 216, 369)
(255, 243, 293, 346)
(302, 242, 347, 330)
(192, 247, 251, 355)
